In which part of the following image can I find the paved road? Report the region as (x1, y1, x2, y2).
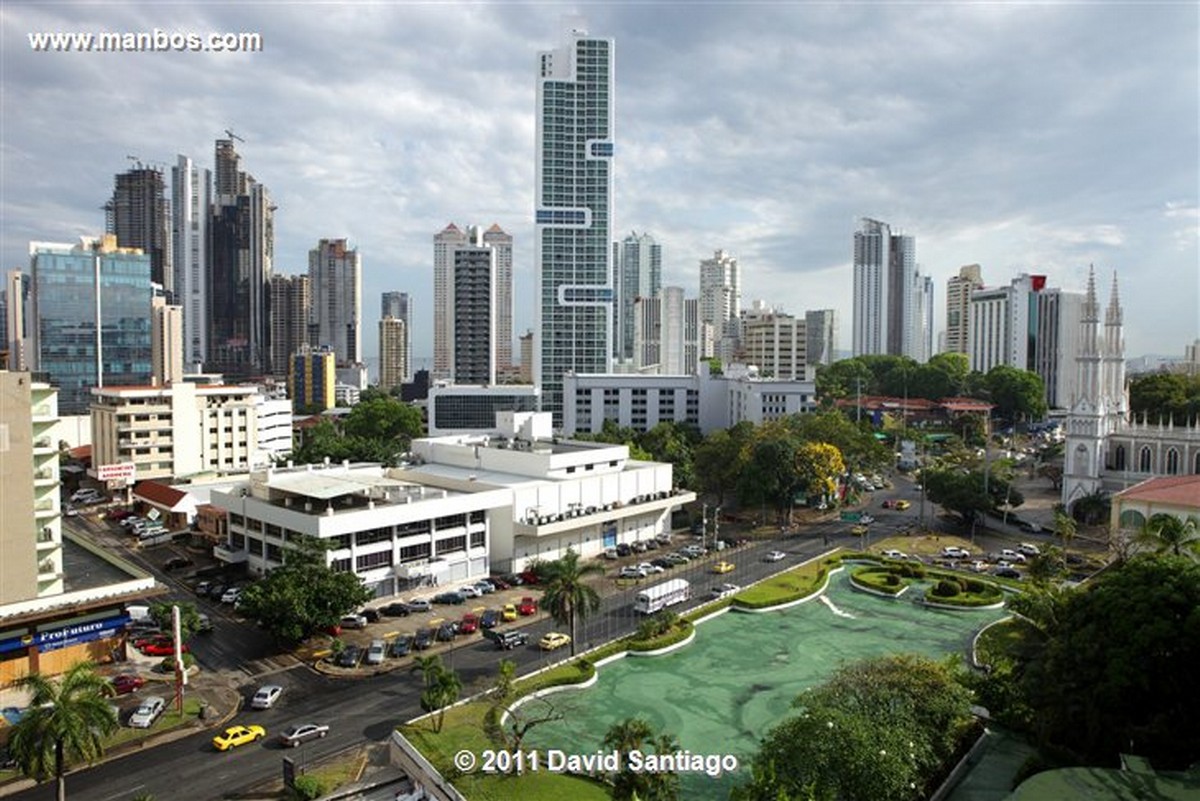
(18, 482, 968, 801)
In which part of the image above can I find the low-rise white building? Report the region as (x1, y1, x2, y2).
(402, 412, 695, 571)
(90, 381, 292, 482)
(210, 462, 511, 597)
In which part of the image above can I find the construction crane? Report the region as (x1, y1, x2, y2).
(224, 128, 245, 143)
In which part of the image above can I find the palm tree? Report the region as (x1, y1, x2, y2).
(411, 654, 442, 689)
(427, 667, 461, 734)
(1136, 513, 1200, 560)
(602, 717, 681, 801)
(539, 548, 602, 657)
(8, 662, 119, 801)
(1052, 509, 1076, 553)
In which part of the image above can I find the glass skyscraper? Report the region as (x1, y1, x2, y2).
(535, 27, 614, 425)
(30, 237, 153, 414)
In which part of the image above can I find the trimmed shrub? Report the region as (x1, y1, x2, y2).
(884, 573, 901, 587)
(964, 578, 987, 594)
(933, 579, 961, 598)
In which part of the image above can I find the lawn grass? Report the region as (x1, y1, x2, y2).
(732, 559, 828, 608)
(107, 697, 202, 748)
(849, 565, 909, 594)
(975, 617, 1041, 668)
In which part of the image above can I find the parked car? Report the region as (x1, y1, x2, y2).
(484, 629, 529, 650)
(139, 641, 189, 657)
(339, 614, 369, 629)
(389, 635, 413, 658)
(196, 613, 213, 633)
(636, 562, 664, 574)
(405, 599, 432, 613)
(1000, 549, 1027, 564)
(651, 557, 675, 570)
(940, 546, 971, 559)
(278, 723, 329, 748)
(1017, 542, 1041, 555)
(163, 556, 193, 572)
(212, 724, 265, 751)
(109, 674, 146, 695)
(881, 549, 907, 560)
(993, 566, 1022, 579)
(764, 550, 787, 562)
(458, 585, 483, 599)
(361, 608, 382, 623)
(365, 639, 386, 666)
(969, 560, 990, 573)
(220, 587, 242, 605)
(681, 545, 705, 558)
(335, 645, 362, 668)
(458, 613, 479, 634)
(631, 540, 648, 553)
(618, 565, 646, 580)
(128, 696, 166, 728)
(710, 583, 740, 599)
(501, 603, 518, 622)
(207, 583, 227, 600)
(665, 553, 689, 565)
(487, 576, 512, 590)
(479, 609, 501, 629)
(194, 580, 212, 596)
(473, 580, 496, 594)
(250, 685, 283, 710)
(412, 629, 434, 650)
(432, 592, 466, 606)
(380, 603, 411, 617)
(435, 623, 457, 642)
(615, 543, 632, 557)
(517, 597, 538, 616)
(655, 533, 673, 545)
(539, 632, 571, 651)
(711, 561, 735, 574)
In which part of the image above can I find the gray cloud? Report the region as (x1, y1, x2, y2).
(2, 2, 1195, 366)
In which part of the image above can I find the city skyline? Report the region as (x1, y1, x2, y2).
(1, 4, 1196, 367)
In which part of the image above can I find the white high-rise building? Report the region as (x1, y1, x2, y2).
(381, 291, 412, 383)
(852, 218, 927, 361)
(150, 295, 184, 386)
(945, 264, 983, 355)
(379, 316, 409, 392)
(804, 309, 838, 366)
(614, 231, 662, 362)
(968, 273, 1041, 374)
(1035, 288, 1085, 410)
(171, 155, 210, 372)
(535, 26, 615, 426)
(308, 238, 361, 366)
(739, 302, 810, 381)
(433, 224, 512, 385)
(633, 286, 701, 374)
(699, 249, 740, 362)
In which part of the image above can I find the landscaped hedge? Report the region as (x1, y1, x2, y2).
(923, 578, 1004, 607)
(734, 565, 830, 609)
(850, 565, 908, 595)
(513, 659, 596, 696)
(627, 621, 694, 652)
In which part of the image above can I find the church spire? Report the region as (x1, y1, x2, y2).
(1083, 264, 1099, 321)
(1106, 271, 1122, 326)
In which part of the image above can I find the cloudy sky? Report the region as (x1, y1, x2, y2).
(2, 1, 1197, 368)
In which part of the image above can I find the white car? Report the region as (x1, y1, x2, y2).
(1017, 542, 1041, 556)
(763, 551, 787, 562)
(710, 583, 740, 599)
(636, 562, 664, 574)
(250, 684, 283, 709)
(941, 546, 971, 559)
(1000, 549, 1027, 564)
(220, 587, 242, 604)
(618, 565, 647, 579)
(881, 549, 907, 560)
(459, 585, 483, 599)
(128, 695, 166, 728)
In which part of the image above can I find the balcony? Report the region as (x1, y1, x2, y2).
(33, 438, 54, 453)
(33, 500, 58, 518)
(214, 544, 249, 564)
(31, 403, 56, 421)
(37, 558, 60, 580)
(34, 467, 58, 486)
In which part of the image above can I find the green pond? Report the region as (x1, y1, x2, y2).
(525, 571, 1008, 800)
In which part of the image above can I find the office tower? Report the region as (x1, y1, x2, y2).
(535, 26, 615, 424)
(852, 218, 926, 360)
(172, 155, 211, 372)
(519, 330, 534, 383)
(1035, 288, 1085, 409)
(633, 286, 700, 374)
(699, 249, 741, 362)
(434, 224, 512, 383)
(269, 274, 310, 382)
(107, 165, 172, 297)
(740, 302, 809, 381)
(381, 291, 412, 383)
(945, 264, 984, 355)
(308, 238, 361, 366)
(5, 271, 31, 371)
(433, 223, 465, 380)
(208, 138, 274, 380)
(451, 235, 498, 385)
(379, 316, 409, 393)
(151, 295, 184, 386)
(968, 273, 1046, 374)
(0, 372, 64, 601)
(290, 346, 336, 413)
(804, 309, 838, 366)
(614, 231, 662, 361)
(29, 236, 152, 414)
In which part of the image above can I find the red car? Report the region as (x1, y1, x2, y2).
(458, 613, 479, 634)
(110, 673, 146, 694)
(139, 641, 189, 657)
(518, 570, 540, 586)
(881, 499, 896, 509)
(106, 508, 133, 521)
(517, 597, 538, 616)
(132, 634, 169, 650)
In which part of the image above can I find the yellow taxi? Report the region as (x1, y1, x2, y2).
(539, 632, 571, 651)
(213, 724, 266, 752)
(501, 603, 518, 622)
(711, 561, 735, 574)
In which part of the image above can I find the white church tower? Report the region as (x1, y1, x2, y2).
(1061, 268, 1126, 510)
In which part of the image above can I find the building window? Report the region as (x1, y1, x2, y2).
(435, 514, 466, 530)
(470, 530, 485, 549)
(229, 513, 244, 528)
(231, 532, 245, 550)
(245, 536, 260, 555)
(1166, 448, 1180, 475)
(356, 550, 393, 571)
(469, 510, 484, 525)
(266, 543, 283, 563)
(330, 557, 352, 573)
(397, 520, 431, 537)
(330, 534, 351, 551)
(356, 527, 392, 547)
(400, 542, 431, 563)
(1114, 445, 1126, 471)
(1139, 447, 1153, 472)
(436, 535, 467, 555)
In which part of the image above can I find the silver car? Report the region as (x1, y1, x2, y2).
(128, 695, 166, 728)
(365, 639, 386, 666)
(278, 722, 329, 748)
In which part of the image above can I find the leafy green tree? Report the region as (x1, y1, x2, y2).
(922, 468, 993, 526)
(602, 717, 681, 801)
(539, 549, 602, 657)
(815, 358, 874, 402)
(738, 421, 803, 524)
(342, 396, 423, 447)
(693, 422, 754, 504)
(1135, 513, 1200, 560)
(733, 654, 974, 801)
(234, 536, 373, 644)
(1019, 555, 1200, 768)
(984, 365, 1047, 424)
(638, 422, 700, 489)
(1052, 508, 1076, 550)
(791, 411, 890, 472)
(8, 662, 119, 801)
(1024, 545, 1067, 585)
(490, 658, 516, 704)
(1128, 372, 1200, 425)
(425, 666, 462, 733)
(148, 601, 202, 641)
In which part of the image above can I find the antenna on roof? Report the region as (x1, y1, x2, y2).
(224, 128, 245, 144)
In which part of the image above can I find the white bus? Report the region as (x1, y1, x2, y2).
(634, 578, 690, 615)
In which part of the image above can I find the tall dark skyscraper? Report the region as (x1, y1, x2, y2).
(107, 166, 172, 297)
(207, 138, 274, 379)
